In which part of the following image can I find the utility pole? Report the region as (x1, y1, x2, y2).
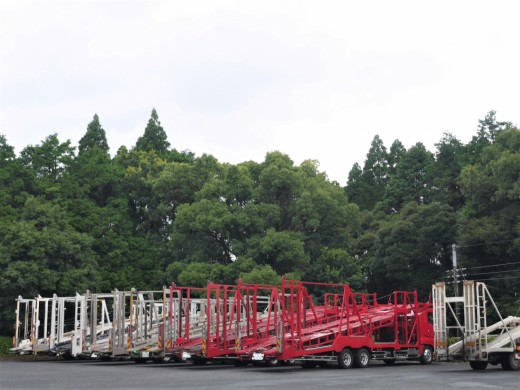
(452, 243, 458, 297)
(452, 243, 461, 328)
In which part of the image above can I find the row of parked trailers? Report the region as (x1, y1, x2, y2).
(10, 279, 520, 371)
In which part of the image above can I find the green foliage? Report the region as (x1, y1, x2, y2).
(0, 336, 12, 355)
(0, 196, 100, 333)
(1, 110, 519, 333)
(346, 135, 389, 210)
(382, 143, 435, 212)
(78, 114, 109, 154)
(240, 265, 281, 285)
(363, 201, 456, 298)
(20, 134, 75, 198)
(135, 108, 171, 155)
(431, 132, 466, 208)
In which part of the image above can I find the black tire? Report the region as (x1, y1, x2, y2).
(500, 353, 520, 371)
(282, 359, 296, 366)
(133, 358, 147, 364)
(192, 358, 207, 366)
(337, 348, 354, 369)
(61, 352, 75, 360)
(233, 360, 249, 367)
(469, 360, 488, 370)
(383, 359, 396, 366)
(265, 358, 280, 367)
(420, 346, 433, 365)
(300, 361, 317, 369)
(156, 355, 172, 364)
(354, 348, 370, 368)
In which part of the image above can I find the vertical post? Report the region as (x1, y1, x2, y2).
(452, 244, 462, 339)
(49, 295, 57, 351)
(58, 297, 64, 343)
(32, 299, 39, 355)
(24, 301, 29, 342)
(14, 297, 21, 349)
(162, 287, 166, 356)
(43, 299, 49, 349)
(452, 244, 458, 297)
(90, 293, 97, 348)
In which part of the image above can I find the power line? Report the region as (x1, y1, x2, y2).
(460, 260, 520, 271)
(468, 275, 520, 282)
(428, 238, 520, 260)
(493, 297, 520, 301)
(456, 238, 520, 249)
(464, 268, 520, 278)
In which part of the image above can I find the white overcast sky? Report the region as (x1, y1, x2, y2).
(1, 0, 519, 184)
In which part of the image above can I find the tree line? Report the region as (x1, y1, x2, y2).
(1, 109, 519, 334)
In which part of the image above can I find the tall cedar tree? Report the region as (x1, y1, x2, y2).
(135, 108, 170, 154)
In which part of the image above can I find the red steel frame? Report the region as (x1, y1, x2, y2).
(165, 278, 433, 365)
(198, 281, 285, 359)
(237, 280, 433, 363)
(166, 281, 282, 361)
(165, 284, 207, 360)
(168, 279, 341, 361)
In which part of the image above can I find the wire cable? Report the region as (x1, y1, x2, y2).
(463, 268, 520, 278)
(468, 275, 520, 282)
(459, 260, 520, 271)
(456, 238, 520, 249)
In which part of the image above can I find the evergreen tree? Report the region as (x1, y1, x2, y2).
(381, 143, 434, 212)
(346, 135, 389, 210)
(431, 132, 465, 208)
(78, 114, 109, 154)
(0, 135, 30, 210)
(64, 115, 116, 207)
(20, 134, 75, 199)
(387, 139, 406, 175)
(135, 108, 170, 154)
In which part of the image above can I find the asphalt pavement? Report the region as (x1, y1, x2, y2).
(0, 359, 518, 390)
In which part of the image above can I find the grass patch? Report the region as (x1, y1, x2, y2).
(0, 336, 13, 355)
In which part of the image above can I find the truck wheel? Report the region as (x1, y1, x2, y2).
(354, 348, 370, 368)
(133, 358, 147, 364)
(266, 358, 280, 367)
(420, 346, 433, 365)
(338, 348, 354, 369)
(300, 361, 317, 369)
(61, 352, 74, 360)
(157, 355, 172, 363)
(469, 361, 488, 370)
(500, 353, 520, 371)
